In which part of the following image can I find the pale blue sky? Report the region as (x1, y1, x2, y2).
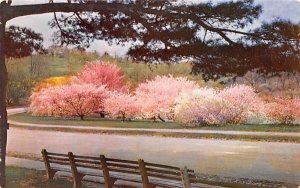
(7, 0, 300, 56)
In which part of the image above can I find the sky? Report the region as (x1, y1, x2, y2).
(6, 0, 300, 56)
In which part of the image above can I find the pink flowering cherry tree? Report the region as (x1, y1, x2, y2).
(219, 85, 265, 124)
(30, 83, 110, 120)
(265, 97, 300, 125)
(29, 86, 65, 117)
(174, 88, 231, 125)
(104, 91, 138, 121)
(134, 75, 199, 121)
(72, 61, 126, 91)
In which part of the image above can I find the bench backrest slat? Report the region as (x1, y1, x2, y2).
(144, 162, 180, 170)
(145, 162, 194, 173)
(47, 152, 68, 157)
(74, 158, 101, 165)
(106, 162, 139, 170)
(48, 160, 70, 166)
(74, 155, 100, 161)
(108, 167, 140, 175)
(147, 172, 182, 181)
(75, 163, 102, 170)
(48, 156, 69, 161)
(146, 167, 181, 176)
(106, 158, 138, 165)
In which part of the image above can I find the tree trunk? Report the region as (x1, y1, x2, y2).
(99, 111, 105, 118)
(0, 20, 8, 188)
(158, 114, 165, 122)
(80, 115, 84, 120)
(122, 112, 125, 122)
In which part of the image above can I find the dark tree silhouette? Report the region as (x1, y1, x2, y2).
(192, 20, 300, 80)
(49, 1, 299, 80)
(5, 25, 44, 58)
(50, 0, 261, 57)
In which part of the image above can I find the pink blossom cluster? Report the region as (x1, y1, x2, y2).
(30, 62, 123, 120)
(30, 84, 108, 120)
(72, 61, 126, 91)
(219, 85, 265, 124)
(265, 97, 300, 125)
(30, 63, 198, 121)
(134, 75, 199, 121)
(174, 88, 230, 125)
(29, 62, 300, 124)
(174, 85, 300, 126)
(104, 91, 138, 121)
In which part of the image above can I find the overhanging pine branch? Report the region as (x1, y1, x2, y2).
(0, 2, 263, 45)
(1, 2, 127, 21)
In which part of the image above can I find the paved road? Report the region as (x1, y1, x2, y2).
(7, 108, 300, 137)
(6, 127, 300, 185)
(6, 108, 300, 185)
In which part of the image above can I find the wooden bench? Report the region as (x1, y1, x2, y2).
(42, 149, 104, 187)
(69, 152, 103, 187)
(41, 149, 71, 180)
(42, 149, 201, 188)
(138, 159, 198, 188)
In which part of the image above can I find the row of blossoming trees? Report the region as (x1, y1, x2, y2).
(29, 61, 300, 125)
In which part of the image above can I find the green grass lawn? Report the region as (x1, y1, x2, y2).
(9, 113, 300, 132)
(6, 166, 295, 188)
(6, 166, 80, 188)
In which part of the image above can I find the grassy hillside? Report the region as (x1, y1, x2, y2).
(6, 50, 99, 105)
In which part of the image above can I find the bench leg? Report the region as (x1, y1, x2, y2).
(180, 166, 191, 188)
(69, 152, 85, 188)
(138, 159, 154, 188)
(147, 183, 156, 188)
(41, 149, 56, 180)
(108, 177, 117, 188)
(100, 155, 118, 188)
(47, 169, 57, 180)
(73, 173, 84, 188)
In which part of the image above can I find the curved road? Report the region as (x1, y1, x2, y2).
(7, 108, 300, 137)
(6, 108, 300, 185)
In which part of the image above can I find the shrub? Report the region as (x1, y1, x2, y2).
(6, 77, 35, 106)
(174, 88, 231, 125)
(175, 85, 266, 126)
(33, 76, 70, 92)
(265, 97, 300, 125)
(219, 85, 265, 124)
(134, 75, 199, 121)
(29, 83, 109, 120)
